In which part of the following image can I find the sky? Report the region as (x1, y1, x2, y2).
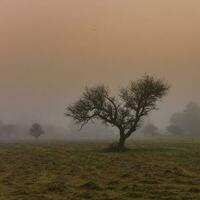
(0, 0, 200, 129)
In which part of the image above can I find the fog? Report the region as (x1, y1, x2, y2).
(0, 1, 200, 140)
(2, 100, 200, 140)
(0, 120, 117, 141)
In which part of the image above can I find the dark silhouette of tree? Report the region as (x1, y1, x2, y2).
(142, 122, 159, 137)
(29, 123, 45, 141)
(65, 75, 169, 151)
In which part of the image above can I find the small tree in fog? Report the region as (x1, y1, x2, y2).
(142, 123, 159, 137)
(30, 123, 44, 141)
(167, 102, 200, 136)
(65, 75, 169, 151)
(166, 124, 183, 136)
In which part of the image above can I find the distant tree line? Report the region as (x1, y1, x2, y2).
(0, 121, 45, 141)
(141, 102, 200, 138)
(2, 100, 199, 142)
(167, 102, 200, 137)
(0, 121, 16, 139)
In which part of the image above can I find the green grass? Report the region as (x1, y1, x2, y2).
(0, 138, 200, 200)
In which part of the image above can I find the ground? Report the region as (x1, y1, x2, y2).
(0, 138, 200, 200)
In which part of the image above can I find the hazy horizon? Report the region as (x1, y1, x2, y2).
(1, 0, 200, 130)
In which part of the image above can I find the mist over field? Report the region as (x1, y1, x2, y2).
(0, 0, 200, 141)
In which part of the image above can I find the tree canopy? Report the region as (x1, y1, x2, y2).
(167, 102, 200, 136)
(30, 123, 45, 140)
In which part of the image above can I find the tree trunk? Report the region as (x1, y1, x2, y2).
(118, 135, 127, 151)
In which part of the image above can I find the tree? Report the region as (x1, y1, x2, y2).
(166, 124, 183, 136)
(167, 102, 200, 136)
(65, 75, 169, 151)
(142, 122, 159, 137)
(29, 123, 45, 141)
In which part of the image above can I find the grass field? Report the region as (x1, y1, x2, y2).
(0, 138, 200, 200)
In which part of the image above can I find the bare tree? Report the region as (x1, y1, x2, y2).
(65, 75, 169, 151)
(30, 123, 45, 141)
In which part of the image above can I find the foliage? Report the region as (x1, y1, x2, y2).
(167, 102, 200, 136)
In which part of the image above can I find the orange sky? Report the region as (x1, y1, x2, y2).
(0, 0, 200, 128)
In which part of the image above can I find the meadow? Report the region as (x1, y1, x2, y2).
(0, 138, 200, 200)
